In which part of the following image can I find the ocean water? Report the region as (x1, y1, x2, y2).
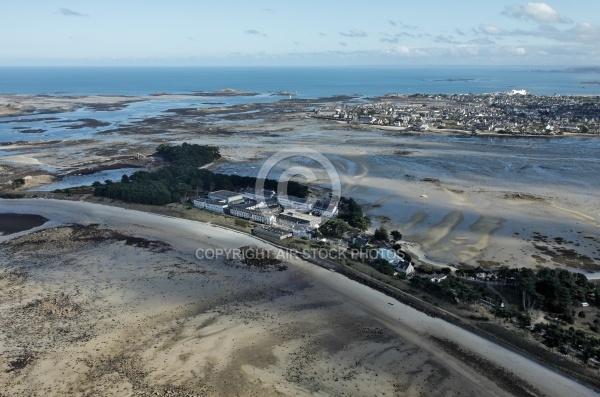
(31, 168, 141, 192)
(0, 66, 599, 97)
(1, 66, 599, 191)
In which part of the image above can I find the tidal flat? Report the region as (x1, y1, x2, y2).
(1, 93, 599, 274)
(1, 199, 595, 396)
(1, 93, 600, 396)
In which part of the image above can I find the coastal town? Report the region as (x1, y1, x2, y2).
(313, 91, 600, 135)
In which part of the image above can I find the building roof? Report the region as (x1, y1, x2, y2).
(280, 195, 309, 204)
(292, 224, 317, 231)
(395, 261, 413, 272)
(314, 199, 337, 210)
(279, 212, 320, 223)
(230, 200, 259, 210)
(209, 190, 242, 199)
(254, 225, 292, 235)
(244, 188, 276, 197)
(248, 209, 276, 218)
(193, 198, 228, 206)
(377, 248, 404, 264)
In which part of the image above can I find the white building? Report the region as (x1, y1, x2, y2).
(278, 195, 313, 211)
(430, 274, 448, 283)
(278, 212, 321, 228)
(249, 210, 276, 225)
(229, 200, 266, 212)
(242, 188, 276, 202)
(229, 206, 252, 219)
(229, 203, 276, 225)
(208, 190, 243, 204)
(291, 224, 318, 238)
(377, 248, 414, 275)
(193, 198, 228, 214)
(312, 199, 338, 218)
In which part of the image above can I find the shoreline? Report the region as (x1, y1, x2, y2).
(371, 123, 600, 138)
(2, 93, 599, 276)
(331, 120, 600, 138)
(1, 198, 599, 396)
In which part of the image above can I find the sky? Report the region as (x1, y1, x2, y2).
(1, 1, 599, 66)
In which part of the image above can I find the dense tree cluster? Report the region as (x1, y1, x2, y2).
(533, 323, 600, 362)
(93, 143, 308, 205)
(338, 197, 371, 231)
(320, 218, 352, 238)
(319, 196, 372, 238)
(482, 267, 598, 315)
(409, 275, 484, 304)
(370, 258, 396, 276)
(156, 143, 221, 167)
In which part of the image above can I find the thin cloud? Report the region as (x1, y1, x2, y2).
(385, 45, 428, 57)
(59, 8, 89, 17)
(479, 24, 506, 35)
(379, 31, 416, 43)
(455, 28, 466, 36)
(244, 29, 267, 37)
(538, 22, 600, 43)
(389, 20, 418, 30)
(468, 37, 496, 45)
(478, 21, 600, 44)
(503, 2, 570, 23)
(340, 30, 367, 38)
(434, 35, 460, 44)
(281, 42, 600, 64)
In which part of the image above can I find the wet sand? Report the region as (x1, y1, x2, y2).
(0, 199, 597, 396)
(2, 95, 599, 273)
(0, 213, 48, 235)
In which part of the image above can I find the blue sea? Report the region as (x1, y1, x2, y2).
(1, 66, 599, 190)
(0, 66, 599, 97)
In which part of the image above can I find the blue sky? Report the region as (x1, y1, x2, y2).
(1, 1, 599, 66)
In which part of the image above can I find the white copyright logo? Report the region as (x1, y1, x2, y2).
(254, 148, 341, 220)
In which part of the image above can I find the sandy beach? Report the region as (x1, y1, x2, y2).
(0, 199, 597, 396)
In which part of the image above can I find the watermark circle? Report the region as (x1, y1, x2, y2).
(254, 148, 341, 221)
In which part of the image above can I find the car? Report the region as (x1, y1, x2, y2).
(582, 302, 590, 307)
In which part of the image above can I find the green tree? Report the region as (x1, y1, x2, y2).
(320, 218, 352, 238)
(373, 227, 389, 242)
(390, 230, 403, 241)
(517, 268, 541, 315)
(94, 143, 309, 205)
(372, 258, 395, 276)
(339, 197, 371, 231)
